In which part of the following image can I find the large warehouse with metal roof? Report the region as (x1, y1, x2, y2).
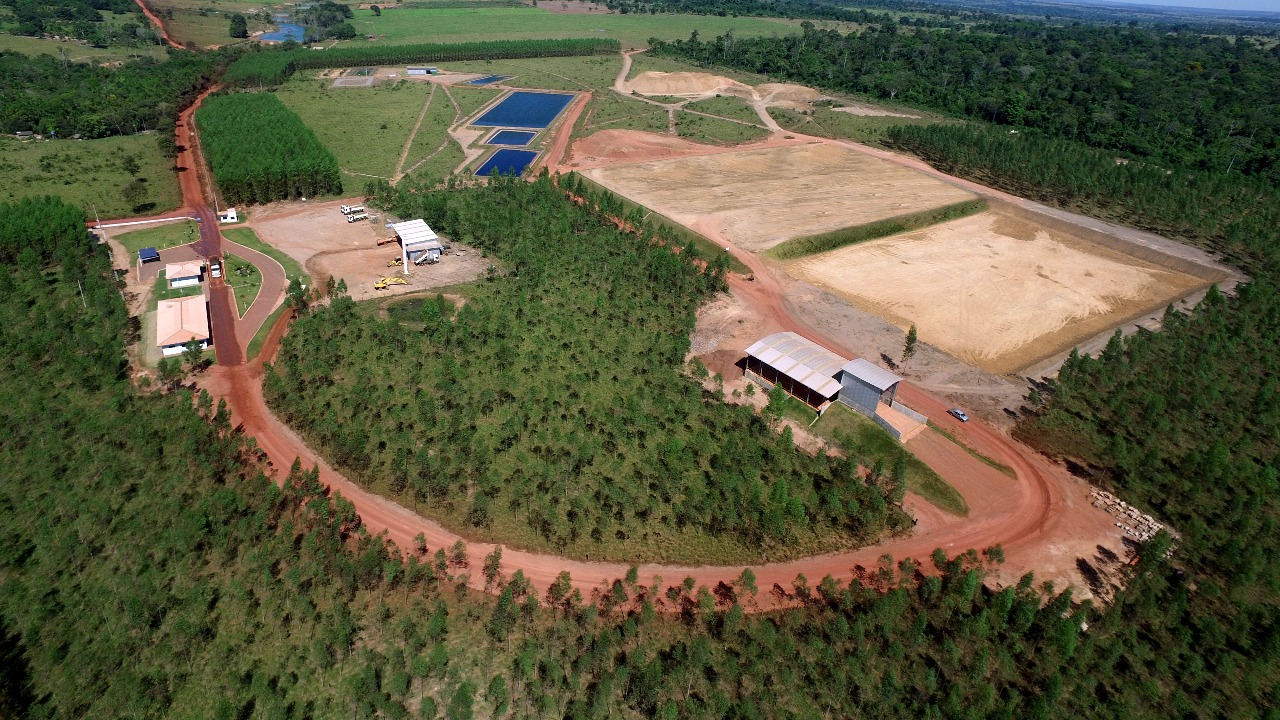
(743, 331, 928, 441)
(743, 332, 848, 413)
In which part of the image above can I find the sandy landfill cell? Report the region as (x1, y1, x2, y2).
(582, 141, 976, 251)
(792, 210, 1207, 374)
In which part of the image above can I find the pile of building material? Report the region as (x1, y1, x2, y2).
(1090, 489, 1174, 543)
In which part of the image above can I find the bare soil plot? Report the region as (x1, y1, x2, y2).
(791, 208, 1208, 374)
(582, 141, 975, 252)
(247, 200, 489, 301)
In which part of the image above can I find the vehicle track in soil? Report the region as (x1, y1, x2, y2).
(158, 45, 1117, 610)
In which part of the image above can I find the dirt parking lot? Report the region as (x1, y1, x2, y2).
(582, 141, 975, 252)
(247, 200, 491, 300)
(790, 208, 1208, 374)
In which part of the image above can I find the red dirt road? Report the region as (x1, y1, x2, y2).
(133, 0, 181, 49)
(169, 51, 1119, 608)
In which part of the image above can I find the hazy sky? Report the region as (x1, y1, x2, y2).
(1097, 0, 1280, 12)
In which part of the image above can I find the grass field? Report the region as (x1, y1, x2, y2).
(810, 402, 969, 517)
(335, 6, 823, 50)
(115, 220, 198, 266)
(246, 303, 287, 361)
(685, 94, 762, 125)
(0, 135, 181, 219)
(769, 104, 952, 145)
(0, 32, 167, 62)
(223, 252, 262, 317)
(275, 76, 434, 179)
(222, 227, 307, 283)
(675, 110, 769, 145)
(401, 86, 468, 183)
(145, 0, 269, 47)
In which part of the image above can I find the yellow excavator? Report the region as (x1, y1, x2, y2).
(374, 276, 407, 290)
(387, 257, 403, 267)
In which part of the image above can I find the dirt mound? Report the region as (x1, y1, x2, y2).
(628, 71, 752, 96)
(570, 129, 715, 165)
(759, 83, 821, 104)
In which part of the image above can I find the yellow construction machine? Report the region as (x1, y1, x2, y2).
(374, 276, 408, 290)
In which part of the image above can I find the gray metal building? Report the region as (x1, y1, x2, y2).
(839, 358, 902, 415)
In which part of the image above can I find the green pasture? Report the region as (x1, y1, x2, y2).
(274, 75, 434, 179)
(334, 6, 814, 50)
(0, 32, 165, 61)
(684, 94, 762, 125)
(675, 109, 767, 145)
(0, 134, 181, 219)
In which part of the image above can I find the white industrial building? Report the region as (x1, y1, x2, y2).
(388, 219, 444, 273)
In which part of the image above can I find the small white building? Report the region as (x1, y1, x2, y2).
(218, 208, 238, 223)
(166, 260, 203, 288)
(156, 295, 210, 356)
(389, 219, 443, 274)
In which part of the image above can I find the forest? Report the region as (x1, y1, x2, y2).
(649, 18, 1280, 181)
(194, 92, 342, 205)
(0, 197, 1275, 718)
(0, 50, 216, 138)
(266, 176, 906, 563)
(225, 38, 621, 87)
(1, 0, 142, 37)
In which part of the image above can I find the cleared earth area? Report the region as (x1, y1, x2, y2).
(582, 140, 975, 251)
(791, 208, 1208, 374)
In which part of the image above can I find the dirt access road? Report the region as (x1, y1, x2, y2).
(154, 46, 1120, 608)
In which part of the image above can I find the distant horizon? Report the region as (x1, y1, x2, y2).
(1070, 0, 1280, 13)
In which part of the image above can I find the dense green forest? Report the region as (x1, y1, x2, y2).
(225, 38, 621, 87)
(1, 0, 144, 39)
(195, 92, 342, 205)
(650, 19, 1280, 180)
(0, 50, 215, 137)
(2, 197, 1277, 718)
(266, 176, 906, 563)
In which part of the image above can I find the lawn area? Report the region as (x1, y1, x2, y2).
(685, 94, 763, 125)
(447, 84, 503, 119)
(222, 227, 307, 283)
(223, 252, 262, 317)
(148, 270, 203, 311)
(675, 109, 768, 145)
(246, 302, 287, 361)
(335, 6, 820, 50)
(446, 54, 620, 93)
(0, 135, 182, 219)
(114, 220, 198, 266)
(274, 75, 435, 179)
(579, 90, 668, 138)
(812, 402, 970, 517)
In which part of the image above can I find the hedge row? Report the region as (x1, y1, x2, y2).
(226, 37, 620, 87)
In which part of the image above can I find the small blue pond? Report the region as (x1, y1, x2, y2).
(261, 23, 305, 42)
(468, 75, 509, 85)
(473, 91, 575, 130)
(486, 130, 537, 147)
(475, 149, 539, 177)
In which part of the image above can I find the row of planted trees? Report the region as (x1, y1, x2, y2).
(195, 92, 342, 205)
(226, 37, 620, 87)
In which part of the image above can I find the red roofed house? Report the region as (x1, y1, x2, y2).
(156, 295, 210, 356)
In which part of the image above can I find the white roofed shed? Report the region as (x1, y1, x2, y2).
(744, 332, 848, 412)
(389, 219, 442, 274)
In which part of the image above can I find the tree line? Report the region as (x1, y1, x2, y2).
(226, 37, 621, 87)
(0, 50, 217, 138)
(194, 92, 342, 205)
(650, 18, 1280, 182)
(266, 175, 908, 563)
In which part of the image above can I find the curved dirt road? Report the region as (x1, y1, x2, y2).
(168, 51, 1119, 608)
(133, 0, 182, 49)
